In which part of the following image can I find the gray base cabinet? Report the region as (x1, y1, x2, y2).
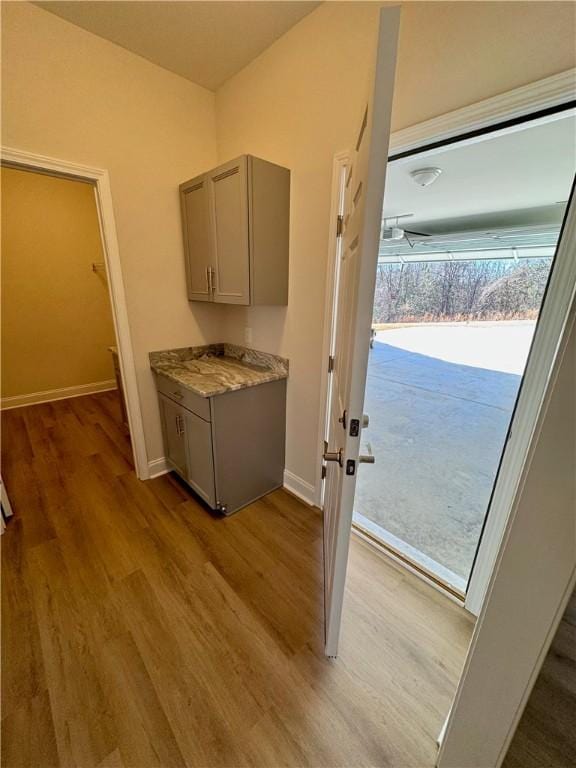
(156, 375, 286, 515)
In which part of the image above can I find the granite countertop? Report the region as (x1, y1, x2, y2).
(149, 343, 288, 398)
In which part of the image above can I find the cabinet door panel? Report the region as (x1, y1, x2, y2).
(180, 176, 213, 301)
(208, 157, 250, 305)
(158, 394, 187, 478)
(184, 410, 216, 508)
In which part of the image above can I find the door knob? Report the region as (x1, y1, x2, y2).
(358, 442, 374, 464)
(323, 441, 343, 467)
(362, 414, 370, 428)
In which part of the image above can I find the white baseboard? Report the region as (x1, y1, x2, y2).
(145, 459, 317, 508)
(147, 457, 169, 479)
(1, 379, 117, 410)
(283, 469, 317, 507)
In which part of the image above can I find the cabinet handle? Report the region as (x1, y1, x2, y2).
(172, 390, 184, 400)
(205, 266, 216, 295)
(175, 414, 184, 436)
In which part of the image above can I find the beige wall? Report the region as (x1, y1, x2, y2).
(1, 1, 220, 461)
(215, 0, 576, 489)
(1, 167, 116, 400)
(393, 1, 576, 131)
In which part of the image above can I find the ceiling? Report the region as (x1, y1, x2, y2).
(383, 111, 576, 235)
(36, 1, 321, 91)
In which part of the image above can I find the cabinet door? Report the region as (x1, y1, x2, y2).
(207, 157, 250, 305)
(183, 410, 216, 508)
(180, 175, 213, 301)
(158, 394, 188, 478)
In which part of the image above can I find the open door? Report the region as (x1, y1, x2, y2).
(322, 6, 400, 657)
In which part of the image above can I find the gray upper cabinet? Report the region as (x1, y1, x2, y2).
(180, 155, 290, 306)
(208, 157, 251, 305)
(180, 175, 213, 301)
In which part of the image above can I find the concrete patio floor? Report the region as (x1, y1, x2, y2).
(354, 321, 536, 586)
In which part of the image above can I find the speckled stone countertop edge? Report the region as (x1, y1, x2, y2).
(148, 343, 288, 398)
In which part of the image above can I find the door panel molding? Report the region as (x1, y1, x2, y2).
(322, 6, 400, 658)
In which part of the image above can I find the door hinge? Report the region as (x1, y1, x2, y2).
(336, 215, 344, 237)
(328, 355, 335, 373)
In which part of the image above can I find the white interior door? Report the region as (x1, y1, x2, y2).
(322, 6, 400, 657)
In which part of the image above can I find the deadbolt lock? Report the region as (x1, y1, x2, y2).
(323, 440, 343, 467)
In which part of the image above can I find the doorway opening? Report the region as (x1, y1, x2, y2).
(1, 150, 148, 490)
(1, 166, 131, 455)
(352, 109, 576, 596)
(0, 151, 146, 479)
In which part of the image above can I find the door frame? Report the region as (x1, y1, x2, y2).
(317, 68, 576, 615)
(438, 209, 576, 766)
(315, 150, 350, 506)
(1, 146, 149, 480)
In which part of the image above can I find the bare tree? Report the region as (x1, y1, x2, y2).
(372, 258, 551, 324)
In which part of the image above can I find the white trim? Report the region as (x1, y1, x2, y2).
(148, 457, 169, 479)
(283, 469, 316, 507)
(148, 461, 316, 504)
(389, 69, 576, 156)
(437, 712, 450, 749)
(316, 150, 351, 508)
(1, 147, 150, 480)
(1, 380, 117, 410)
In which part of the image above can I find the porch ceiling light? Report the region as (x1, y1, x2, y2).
(410, 167, 442, 187)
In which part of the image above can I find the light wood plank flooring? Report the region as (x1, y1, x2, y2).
(1, 391, 473, 767)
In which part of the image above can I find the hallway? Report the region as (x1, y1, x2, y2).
(1, 392, 473, 767)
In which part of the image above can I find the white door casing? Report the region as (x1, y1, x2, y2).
(323, 6, 400, 658)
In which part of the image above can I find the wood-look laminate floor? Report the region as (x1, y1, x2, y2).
(1, 391, 474, 768)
